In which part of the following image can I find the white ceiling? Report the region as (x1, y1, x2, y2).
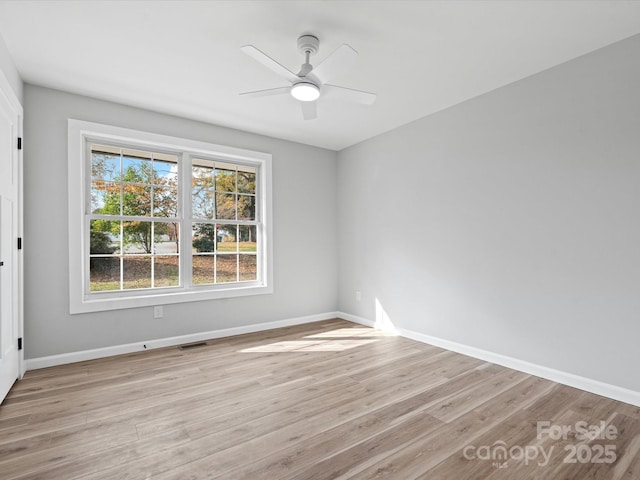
(1, 1, 639, 151)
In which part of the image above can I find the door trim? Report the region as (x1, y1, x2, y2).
(0, 68, 24, 380)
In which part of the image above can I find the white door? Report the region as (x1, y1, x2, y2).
(0, 82, 21, 403)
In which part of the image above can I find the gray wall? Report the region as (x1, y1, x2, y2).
(0, 32, 22, 103)
(338, 35, 640, 391)
(24, 85, 338, 358)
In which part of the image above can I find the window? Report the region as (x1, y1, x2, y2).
(68, 120, 272, 313)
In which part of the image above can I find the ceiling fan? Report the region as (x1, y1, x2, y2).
(240, 34, 376, 120)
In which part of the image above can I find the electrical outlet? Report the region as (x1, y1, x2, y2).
(153, 306, 163, 318)
(355, 290, 361, 301)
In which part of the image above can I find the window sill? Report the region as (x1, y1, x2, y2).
(70, 283, 273, 314)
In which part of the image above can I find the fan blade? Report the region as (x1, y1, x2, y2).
(300, 101, 318, 120)
(241, 45, 299, 83)
(239, 86, 291, 98)
(311, 44, 358, 84)
(323, 84, 376, 105)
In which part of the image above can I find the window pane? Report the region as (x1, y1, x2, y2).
(122, 155, 152, 184)
(216, 192, 236, 219)
(192, 254, 214, 285)
(217, 225, 237, 252)
(154, 223, 179, 254)
(89, 257, 120, 292)
(122, 184, 152, 216)
(153, 158, 178, 182)
(237, 169, 256, 194)
(91, 148, 120, 182)
(238, 195, 255, 220)
(215, 167, 235, 192)
(123, 221, 152, 253)
(239, 255, 257, 281)
(91, 181, 120, 215)
(192, 165, 214, 188)
(239, 225, 257, 252)
(216, 254, 238, 283)
(154, 256, 179, 287)
(90, 220, 119, 254)
(192, 188, 214, 219)
(123, 256, 152, 289)
(153, 186, 178, 217)
(192, 223, 216, 253)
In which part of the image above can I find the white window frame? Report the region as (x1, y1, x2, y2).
(68, 119, 273, 314)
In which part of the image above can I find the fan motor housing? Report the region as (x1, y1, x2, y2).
(297, 35, 319, 56)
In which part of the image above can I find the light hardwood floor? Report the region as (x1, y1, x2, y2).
(1, 319, 639, 479)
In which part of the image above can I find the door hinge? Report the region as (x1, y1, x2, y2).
(18, 338, 22, 350)
(17, 137, 22, 150)
(17, 237, 22, 250)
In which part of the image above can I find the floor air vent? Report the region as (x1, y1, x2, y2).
(178, 341, 208, 350)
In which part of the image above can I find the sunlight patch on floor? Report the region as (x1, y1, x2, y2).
(305, 327, 396, 338)
(239, 338, 378, 353)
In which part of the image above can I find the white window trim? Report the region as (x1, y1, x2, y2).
(68, 119, 273, 314)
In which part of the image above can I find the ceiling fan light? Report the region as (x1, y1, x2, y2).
(291, 82, 320, 102)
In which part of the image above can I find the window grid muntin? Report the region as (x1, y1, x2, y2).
(88, 218, 182, 293)
(191, 158, 257, 223)
(87, 143, 182, 293)
(85, 140, 262, 296)
(190, 220, 258, 286)
(189, 157, 259, 286)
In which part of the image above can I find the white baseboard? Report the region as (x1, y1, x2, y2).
(336, 312, 640, 408)
(25, 312, 338, 371)
(335, 311, 376, 328)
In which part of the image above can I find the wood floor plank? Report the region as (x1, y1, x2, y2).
(213, 406, 444, 480)
(424, 367, 529, 423)
(347, 410, 493, 479)
(1, 318, 638, 480)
